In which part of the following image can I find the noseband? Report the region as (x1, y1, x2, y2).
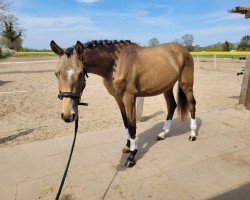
(58, 92, 81, 100)
(58, 92, 88, 106)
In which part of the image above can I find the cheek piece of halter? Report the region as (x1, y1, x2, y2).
(57, 67, 89, 106)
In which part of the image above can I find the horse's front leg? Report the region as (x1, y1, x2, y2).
(114, 98, 131, 153)
(123, 93, 137, 168)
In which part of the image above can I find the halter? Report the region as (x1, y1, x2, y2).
(57, 68, 88, 106)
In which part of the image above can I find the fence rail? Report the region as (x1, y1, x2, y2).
(191, 51, 250, 58)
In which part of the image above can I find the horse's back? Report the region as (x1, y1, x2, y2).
(113, 42, 193, 97)
(138, 42, 190, 64)
(128, 43, 190, 96)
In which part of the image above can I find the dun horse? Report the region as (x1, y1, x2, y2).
(50, 40, 197, 167)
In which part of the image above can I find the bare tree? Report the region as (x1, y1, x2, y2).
(173, 38, 181, 44)
(0, 0, 12, 12)
(181, 34, 194, 51)
(0, 0, 12, 22)
(148, 38, 160, 47)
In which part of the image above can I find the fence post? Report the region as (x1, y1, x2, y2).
(245, 75, 250, 110)
(214, 54, 217, 68)
(136, 97, 144, 122)
(239, 55, 250, 106)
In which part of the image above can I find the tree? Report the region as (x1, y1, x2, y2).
(181, 34, 194, 51)
(237, 35, 250, 51)
(148, 38, 160, 47)
(1, 16, 23, 50)
(0, 0, 12, 21)
(172, 38, 181, 44)
(223, 41, 230, 51)
(0, 0, 11, 13)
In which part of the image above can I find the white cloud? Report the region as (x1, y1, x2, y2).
(188, 24, 250, 36)
(76, 0, 98, 4)
(83, 9, 173, 27)
(18, 15, 94, 32)
(15, 14, 120, 49)
(201, 12, 242, 23)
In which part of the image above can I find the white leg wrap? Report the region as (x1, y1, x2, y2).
(158, 120, 172, 139)
(130, 138, 138, 151)
(125, 129, 131, 140)
(190, 118, 197, 137)
(163, 120, 172, 133)
(125, 129, 138, 151)
(190, 118, 197, 130)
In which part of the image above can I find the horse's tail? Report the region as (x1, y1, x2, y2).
(177, 86, 189, 121)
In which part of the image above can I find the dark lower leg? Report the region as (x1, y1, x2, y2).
(115, 99, 130, 149)
(164, 90, 177, 120)
(157, 90, 176, 140)
(187, 94, 196, 119)
(185, 90, 197, 141)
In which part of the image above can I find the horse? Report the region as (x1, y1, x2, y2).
(50, 39, 197, 168)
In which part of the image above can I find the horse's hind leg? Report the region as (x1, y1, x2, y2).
(178, 55, 197, 141)
(157, 88, 176, 140)
(179, 83, 197, 141)
(185, 88, 197, 141)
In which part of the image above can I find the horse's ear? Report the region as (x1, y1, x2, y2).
(50, 40, 64, 56)
(75, 41, 84, 56)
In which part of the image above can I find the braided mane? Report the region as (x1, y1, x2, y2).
(83, 40, 132, 48)
(65, 40, 133, 57)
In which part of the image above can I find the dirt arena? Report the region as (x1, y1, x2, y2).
(0, 56, 246, 148)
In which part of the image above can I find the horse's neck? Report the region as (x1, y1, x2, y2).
(84, 47, 116, 78)
(84, 43, 139, 78)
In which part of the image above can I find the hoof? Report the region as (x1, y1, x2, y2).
(156, 136, 165, 141)
(189, 136, 197, 141)
(125, 159, 136, 168)
(122, 146, 131, 154)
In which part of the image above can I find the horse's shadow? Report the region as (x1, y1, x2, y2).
(116, 117, 202, 171)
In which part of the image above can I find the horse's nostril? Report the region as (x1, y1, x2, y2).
(72, 113, 76, 120)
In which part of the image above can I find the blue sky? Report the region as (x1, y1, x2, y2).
(12, 0, 250, 49)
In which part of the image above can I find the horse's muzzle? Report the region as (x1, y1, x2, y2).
(61, 113, 77, 123)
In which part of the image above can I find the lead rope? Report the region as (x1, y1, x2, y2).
(55, 117, 78, 200)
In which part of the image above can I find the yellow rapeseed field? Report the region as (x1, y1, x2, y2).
(14, 52, 55, 56)
(14, 51, 250, 57)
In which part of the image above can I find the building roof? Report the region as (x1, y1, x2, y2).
(229, 6, 250, 18)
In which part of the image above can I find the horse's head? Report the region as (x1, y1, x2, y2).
(50, 40, 86, 123)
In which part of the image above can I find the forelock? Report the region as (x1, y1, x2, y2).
(65, 47, 74, 58)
